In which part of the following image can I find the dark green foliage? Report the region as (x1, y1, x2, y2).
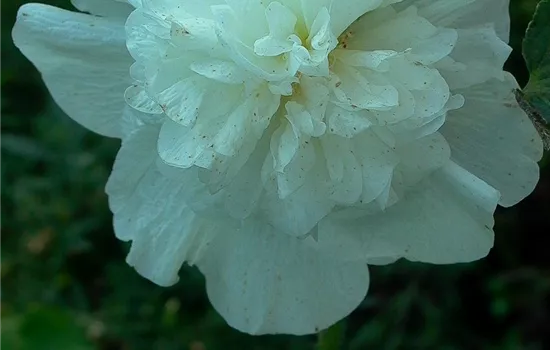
(523, 0, 550, 122)
(1, 1, 549, 349)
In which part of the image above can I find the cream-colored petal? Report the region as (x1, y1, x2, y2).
(315, 162, 499, 264)
(395, 0, 511, 43)
(13, 4, 131, 137)
(197, 218, 369, 335)
(441, 74, 543, 207)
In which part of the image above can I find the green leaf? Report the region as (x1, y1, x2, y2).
(317, 321, 346, 350)
(523, 0, 550, 123)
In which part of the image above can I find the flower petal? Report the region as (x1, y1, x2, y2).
(105, 125, 220, 286)
(261, 157, 334, 237)
(353, 130, 399, 204)
(315, 162, 500, 264)
(105, 125, 160, 241)
(395, 0, 511, 43)
(394, 132, 451, 187)
(330, 0, 386, 35)
(71, 0, 134, 18)
(441, 74, 543, 207)
(122, 170, 221, 287)
(197, 218, 369, 335)
(321, 135, 363, 204)
(436, 26, 511, 89)
(13, 4, 132, 137)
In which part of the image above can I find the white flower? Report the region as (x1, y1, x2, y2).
(13, 0, 543, 335)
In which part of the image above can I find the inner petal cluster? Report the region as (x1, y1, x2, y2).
(252, 2, 336, 79)
(124, 0, 464, 236)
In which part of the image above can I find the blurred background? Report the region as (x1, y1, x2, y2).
(1, 0, 549, 349)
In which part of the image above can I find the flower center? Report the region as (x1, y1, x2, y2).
(124, 2, 462, 220)
(249, 2, 338, 96)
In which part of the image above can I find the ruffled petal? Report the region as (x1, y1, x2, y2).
(13, 4, 131, 137)
(106, 125, 220, 286)
(328, 0, 386, 35)
(105, 125, 160, 240)
(436, 26, 511, 89)
(441, 74, 543, 207)
(197, 218, 369, 335)
(315, 162, 499, 264)
(394, 0, 511, 43)
(261, 157, 334, 237)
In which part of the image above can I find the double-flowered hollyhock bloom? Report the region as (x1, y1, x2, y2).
(13, 0, 543, 335)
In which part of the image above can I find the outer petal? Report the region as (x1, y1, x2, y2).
(71, 0, 134, 18)
(12, 4, 132, 137)
(441, 74, 543, 207)
(436, 25, 511, 89)
(395, 0, 511, 43)
(261, 158, 334, 237)
(197, 219, 369, 335)
(329, 0, 386, 36)
(105, 125, 158, 222)
(106, 125, 218, 286)
(315, 162, 500, 264)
